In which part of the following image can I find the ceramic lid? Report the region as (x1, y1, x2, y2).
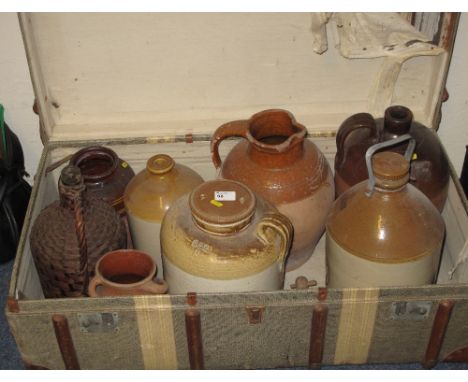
(189, 180, 256, 233)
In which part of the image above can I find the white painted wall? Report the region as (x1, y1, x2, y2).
(0, 12, 466, 180)
(439, 12, 468, 176)
(0, 13, 40, 181)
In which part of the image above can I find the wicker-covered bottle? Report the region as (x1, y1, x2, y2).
(30, 165, 127, 298)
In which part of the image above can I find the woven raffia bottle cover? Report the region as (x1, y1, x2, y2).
(30, 165, 127, 298)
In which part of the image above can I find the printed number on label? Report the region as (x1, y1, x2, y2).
(214, 191, 236, 201)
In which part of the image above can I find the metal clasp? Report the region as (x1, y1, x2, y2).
(245, 306, 266, 324)
(390, 301, 432, 320)
(78, 312, 119, 333)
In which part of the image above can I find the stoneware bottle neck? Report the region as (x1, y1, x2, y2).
(70, 146, 119, 183)
(372, 151, 410, 191)
(383, 105, 413, 136)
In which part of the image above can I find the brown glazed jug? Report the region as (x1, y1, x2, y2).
(88, 250, 168, 297)
(124, 154, 204, 277)
(161, 179, 293, 293)
(70, 146, 135, 215)
(211, 109, 334, 271)
(30, 165, 127, 298)
(326, 136, 445, 288)
(334, 105, 449, 211)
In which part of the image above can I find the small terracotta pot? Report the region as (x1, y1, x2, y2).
(88, 249, 168, 297)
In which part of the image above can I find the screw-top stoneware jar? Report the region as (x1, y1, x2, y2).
(161, 179, 293, 293)
(334, 105, 449, 211)
(70, 146, 135, 215)
(326, 136, 445, 288)
(124, 154, 204, 277)
(30, 165, 127, 298)
(210, 109, 334, 271)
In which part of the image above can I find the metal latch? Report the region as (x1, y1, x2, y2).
(245, 306, 266, 324)
(78, 312, 119, 333)
(390, 301, 432, 320)
(290, 276, 317, 290)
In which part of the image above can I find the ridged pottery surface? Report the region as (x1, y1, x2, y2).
(211, 109, 334, 271)
(124, 154, 203, 277)
(161, 180, 293, 293)
(326, 151, 445, 288)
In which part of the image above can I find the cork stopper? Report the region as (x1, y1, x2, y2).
(60, 165, 83, 186)
(189, 180, 256, 234)
(372, 152, 410, 189)
(146, 154, 175, 175)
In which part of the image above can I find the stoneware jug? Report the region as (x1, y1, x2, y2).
(88, 249, 168, 297)
(124, 154, 203, 277)
(326, 135, 445, 288)
(161, 179, 293, 293)
(334, 105, 449, 211)
(30, 165, 127, 298)
(210, 109, 334, 271)
(70, 146, 135, 215)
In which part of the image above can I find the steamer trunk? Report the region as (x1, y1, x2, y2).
(6, 12, 468, 369)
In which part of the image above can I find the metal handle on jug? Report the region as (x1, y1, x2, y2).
(365, 134, 416, 197)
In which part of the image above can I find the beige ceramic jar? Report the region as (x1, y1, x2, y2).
(326, 137, 445, 288)
(124, 154, 204, 277)
(161, 179, 293, 293)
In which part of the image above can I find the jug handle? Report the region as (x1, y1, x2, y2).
(365, 133, 416, 197)
(335, 113, 377, 167)
(211, 120, 249, 169)
(140, 279, 169, 295)
(88, 275, 103, 297)
(256, 212, 293, 274)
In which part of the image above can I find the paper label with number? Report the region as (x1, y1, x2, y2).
(214, 191, 236, 201)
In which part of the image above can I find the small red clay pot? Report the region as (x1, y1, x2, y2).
(88, 249, 168, 297)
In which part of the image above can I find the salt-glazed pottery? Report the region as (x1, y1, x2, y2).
(326, 136, 445, 288)
(334, 105, 449, 211)
(30, 165, 127, 298)
(70, 146, 135, 215)
(210, 109, 334, 271)
(124, 154, 204, 276)
(88, 249, 168, 297)
(161, 179, 293, 293)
